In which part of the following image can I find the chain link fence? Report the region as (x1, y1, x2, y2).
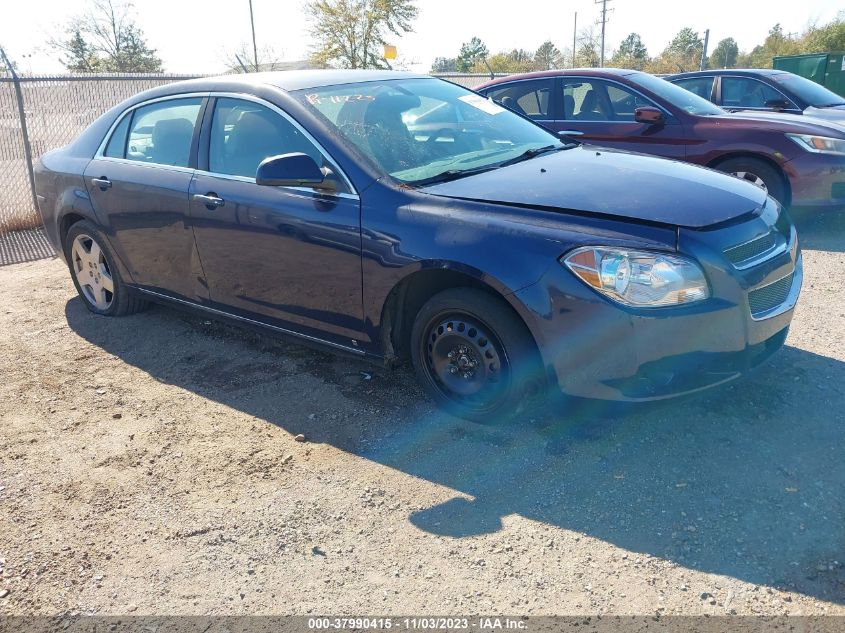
(0, 74, 200, 235)
(0, 72, 495, 264)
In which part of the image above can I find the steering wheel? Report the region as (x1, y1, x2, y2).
(426, 127, 458, 145)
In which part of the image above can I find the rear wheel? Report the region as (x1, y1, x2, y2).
(410, 288, 546, 424)
(715, 157, 787, 207)
(65, 220, 147, 316)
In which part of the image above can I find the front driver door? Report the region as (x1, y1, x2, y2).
(552, 78, 688, 161)
(189, 96, 363, 346)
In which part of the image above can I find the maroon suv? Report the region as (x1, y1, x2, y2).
(477, 69, 845, 211)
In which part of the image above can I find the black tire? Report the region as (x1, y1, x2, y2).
(410, 288, 546, 424)
(65, 220, 147, 316)
(714, 157, 788, 207)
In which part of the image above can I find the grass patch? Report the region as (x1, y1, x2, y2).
(0, 209, 43, 235)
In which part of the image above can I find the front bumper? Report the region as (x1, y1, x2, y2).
(785, 152, 845, 210)
(514, 205, 802, 402)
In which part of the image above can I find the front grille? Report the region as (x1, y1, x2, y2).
(724, 232, 777, 266)
(748, 272, 794, 318)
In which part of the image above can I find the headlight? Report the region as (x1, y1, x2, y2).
(786, 133, 845, 156)
(562, 247, 710, 307)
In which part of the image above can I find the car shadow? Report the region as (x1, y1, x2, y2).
(64, 298, 845, 604)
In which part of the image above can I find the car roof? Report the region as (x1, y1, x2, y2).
(173, 69, 431, 92)
(478, 68, 639, 88)
(667, 69, 787, 79)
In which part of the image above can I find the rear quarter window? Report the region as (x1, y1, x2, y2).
(104, 113, 131, 158)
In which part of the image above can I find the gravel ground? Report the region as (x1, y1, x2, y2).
(0, 213, 843, 617)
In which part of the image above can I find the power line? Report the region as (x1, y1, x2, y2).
(595, 0, 613, 67)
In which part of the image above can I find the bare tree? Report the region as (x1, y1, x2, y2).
(574, 27, 601, 67)
(51, 0, 162, 73)
(223, 42, 286, 73)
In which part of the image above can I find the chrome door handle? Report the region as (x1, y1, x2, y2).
(91, 177, 112, 190)
(558, 130, 584, 137)
(193, 193, 225, 209)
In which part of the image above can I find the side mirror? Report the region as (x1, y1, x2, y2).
(256, 153, 325, 187)
(634, 106, 665, 125)
(764, 98, 791, 111)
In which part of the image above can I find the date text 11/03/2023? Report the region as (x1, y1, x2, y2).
(307, 617, 528, 630)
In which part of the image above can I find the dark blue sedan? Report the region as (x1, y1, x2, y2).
(34, 71, 802, 422)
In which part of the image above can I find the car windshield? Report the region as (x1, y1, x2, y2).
(631, 72, 725, 116)
(771, 73, 845, 107)
(293, 78, 567, 184)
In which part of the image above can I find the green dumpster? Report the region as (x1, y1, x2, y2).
(773, 52, 845, 98)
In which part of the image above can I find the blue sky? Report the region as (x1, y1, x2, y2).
(1, 0, 841, 74)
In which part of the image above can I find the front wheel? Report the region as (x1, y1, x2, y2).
(715, 157, 788, 207)
(410, 288, 546, 424)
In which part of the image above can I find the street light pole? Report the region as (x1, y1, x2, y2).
(249, 0, 259, 71)
(700, 29, 710, 71)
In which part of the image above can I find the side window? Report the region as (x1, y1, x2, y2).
(486, 80, 553, 120)
(721, 77, 786, 109)
(674, 77, 715, 101)
(563, 81, 590, 119)
(563, 80, 655, 122)
(104, 113, 131, 158)
(209, 97, 323, 179)
(125, 98, 202, 167)
(605, 84, 655, 121)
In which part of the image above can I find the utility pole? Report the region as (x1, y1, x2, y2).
(595, 0, 612, 67)
(248, 0, 259, 71)
(572, 12, 577, 68)
(700, 28, 710, 71)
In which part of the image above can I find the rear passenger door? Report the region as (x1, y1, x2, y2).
(484, 79, 557, 128)
(84, 95, 207, 300)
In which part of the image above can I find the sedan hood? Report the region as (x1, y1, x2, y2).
(419, 145, 766, 228)
(804, 104, 845, 123)
(725, 110, 845, 135)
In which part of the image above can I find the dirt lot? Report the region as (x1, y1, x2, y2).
(1, 214, 844, 617)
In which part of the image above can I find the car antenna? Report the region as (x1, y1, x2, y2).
(482, 57, 494, 80)
(234, 53, 250, 74)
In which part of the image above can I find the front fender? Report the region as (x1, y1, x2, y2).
(359, 187, 678, 355)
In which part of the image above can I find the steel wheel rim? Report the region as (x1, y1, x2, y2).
(71, 234, 114, 311)
(732, 171, 768, 192)
(422, 313, 510, 410)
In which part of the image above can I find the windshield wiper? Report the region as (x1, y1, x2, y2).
(497, 144, 565, 168)
(411, 165, 499, 187)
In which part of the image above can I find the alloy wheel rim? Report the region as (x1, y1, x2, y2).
(423, 314, 509, 409)
(71, 234, 114, 310)
(732, 171, 768, 192)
